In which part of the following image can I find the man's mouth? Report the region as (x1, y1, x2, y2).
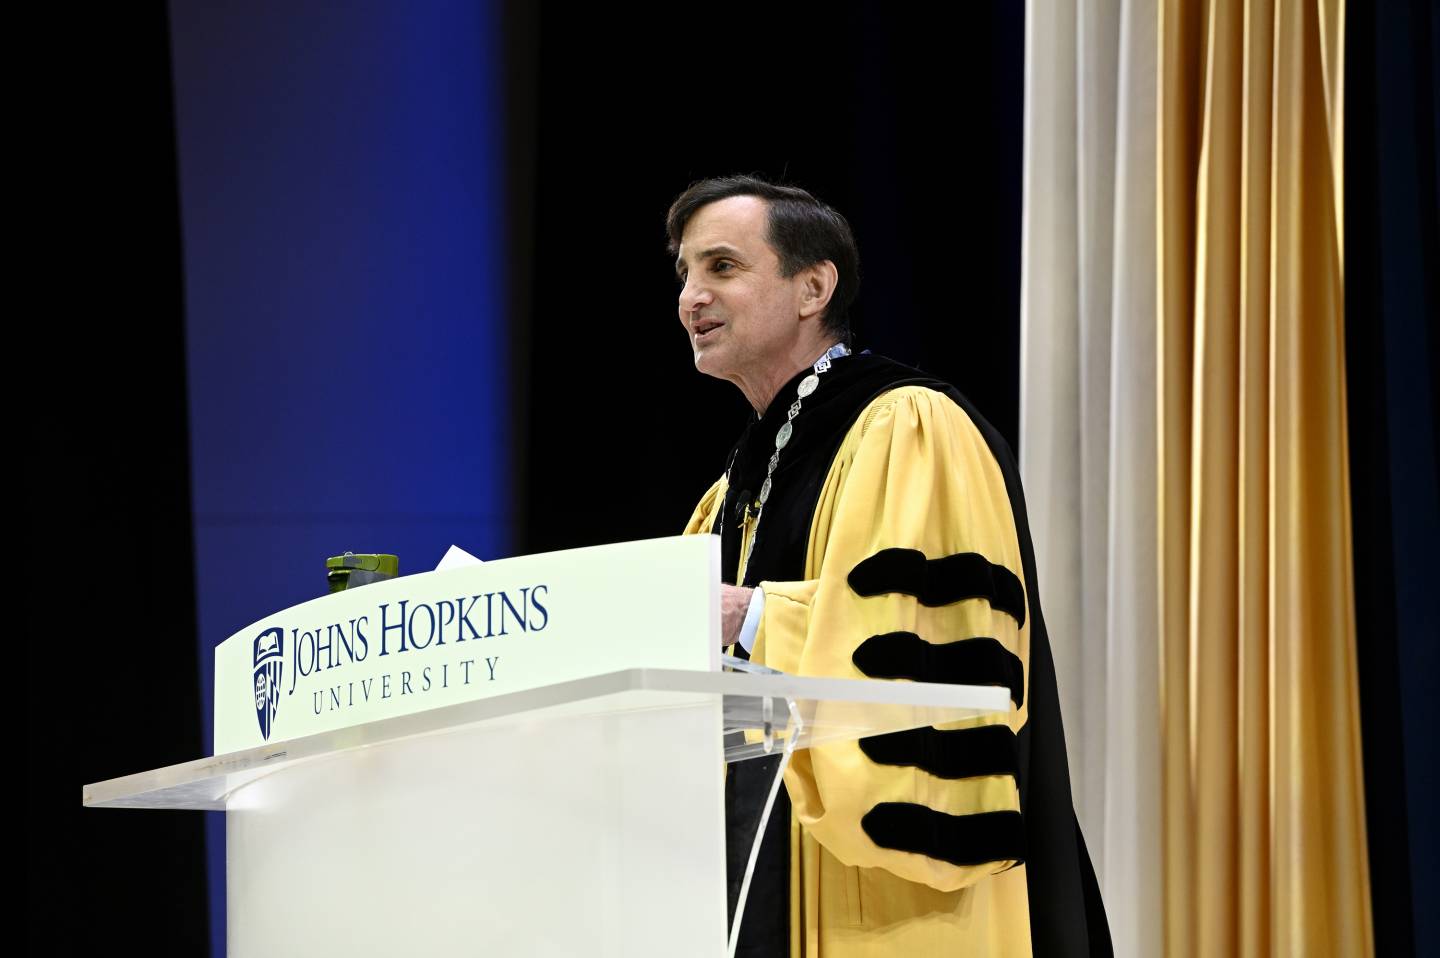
(693, 320, 723, 344)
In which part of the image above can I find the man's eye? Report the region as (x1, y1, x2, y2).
(713, 261, 734, 273)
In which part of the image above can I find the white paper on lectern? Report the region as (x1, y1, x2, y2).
(435, 544, 483, 570)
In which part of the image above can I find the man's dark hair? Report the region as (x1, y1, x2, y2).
(665, 174, 860, 343)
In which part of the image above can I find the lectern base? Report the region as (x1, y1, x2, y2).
(227, 696, 727, 957)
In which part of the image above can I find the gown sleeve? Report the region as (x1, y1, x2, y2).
(749, 386, 1032, 893)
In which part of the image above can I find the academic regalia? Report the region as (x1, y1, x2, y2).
(683, 353, 1111, 958)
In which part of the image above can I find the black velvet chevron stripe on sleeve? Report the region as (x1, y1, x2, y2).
(861, 803, 1026, 868)
(858, 723, 1019, 780)
(846, 548, 1026, 626)
(852, 632, 1026, 708)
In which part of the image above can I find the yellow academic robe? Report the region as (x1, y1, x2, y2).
(685, 385, 1034, 957)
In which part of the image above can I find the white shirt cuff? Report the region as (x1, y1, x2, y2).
(737, 587, 765, 654)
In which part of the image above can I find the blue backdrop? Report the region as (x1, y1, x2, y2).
(167, 3, 509, 952)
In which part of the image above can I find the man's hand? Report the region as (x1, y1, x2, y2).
(720, 583, 755, 649)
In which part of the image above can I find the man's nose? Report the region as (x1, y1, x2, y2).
(679, 276, 712, 315)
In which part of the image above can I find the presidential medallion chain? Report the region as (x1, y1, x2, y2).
(736, 342, 852, 585)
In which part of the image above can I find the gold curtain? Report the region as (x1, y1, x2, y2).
(1158, 0, 1371, 955)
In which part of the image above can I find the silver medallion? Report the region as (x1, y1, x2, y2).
(735, 342, 849, 587)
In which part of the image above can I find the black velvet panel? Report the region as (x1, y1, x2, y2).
(847, 548, 1027, 626)
(859, 723, 1019, 780)
(861, 804, 1027, 868)
(852, 631, 1026, 708)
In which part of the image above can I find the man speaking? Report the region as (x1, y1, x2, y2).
(671, 175, 1110, 957)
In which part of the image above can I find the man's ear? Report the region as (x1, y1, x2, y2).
(797, 260, 839, 320)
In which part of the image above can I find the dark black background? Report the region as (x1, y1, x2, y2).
(26, 1, 1436, 954)
(513, 2, 1025, 555)
(25, 4, 209, 953)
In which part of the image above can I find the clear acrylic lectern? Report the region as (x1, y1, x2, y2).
(85, 667, 1006, 957)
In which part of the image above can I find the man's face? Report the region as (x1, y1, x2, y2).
(675, 195, 805, 384)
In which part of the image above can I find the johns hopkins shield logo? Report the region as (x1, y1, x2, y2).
(253, 627, 284, 741)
